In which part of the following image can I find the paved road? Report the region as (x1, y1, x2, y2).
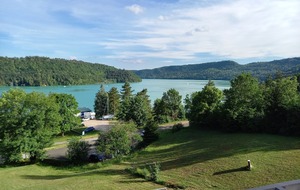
(47, 137, 98, 160)
(47, 120, 111, 160)
(47, 120, 189, 160)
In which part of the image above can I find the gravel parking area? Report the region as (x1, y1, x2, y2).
(82, 120, 113, 132)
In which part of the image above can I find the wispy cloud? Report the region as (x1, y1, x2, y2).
(125, 4, 144, 15)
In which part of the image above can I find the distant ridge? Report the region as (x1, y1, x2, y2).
(0, 56, 141, 86)
(134, 57, 300, 80)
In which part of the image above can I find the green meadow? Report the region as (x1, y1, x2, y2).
(1, 127, 300, 190)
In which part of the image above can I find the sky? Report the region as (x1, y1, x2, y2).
(0, 0, 299, 70)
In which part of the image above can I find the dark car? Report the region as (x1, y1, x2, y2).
(88, 153, 105, 162)
(84, 126, 95, 133)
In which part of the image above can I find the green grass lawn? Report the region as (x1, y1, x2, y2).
(1, 127, 300, 190)
(0, 162, 164, 190)
(130, 127, 300, 189)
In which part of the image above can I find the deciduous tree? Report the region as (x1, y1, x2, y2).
(188, 81, 223, 128)
(49, 93, 81, 136)
(0, 89, 60, 163)
(223, 73, 265, 131)
(97, 122, 142, 157)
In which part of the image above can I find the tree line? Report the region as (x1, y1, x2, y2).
(0, 56, 141, 86)
(186, 73, 300, 135)
(95, 73, 300, 136)
(134, 57, 300, 81)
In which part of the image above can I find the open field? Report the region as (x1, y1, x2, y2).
(130, 128, 300, 189)
(1, 127, 300, 190)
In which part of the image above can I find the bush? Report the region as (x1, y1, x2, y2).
(171, 123, 184, 133)
(127, 162, 160, 182)
(97, 122, 142, 157)
(66, 138, 90, 163)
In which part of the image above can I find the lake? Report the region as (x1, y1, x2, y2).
(0, 79, 230, 111)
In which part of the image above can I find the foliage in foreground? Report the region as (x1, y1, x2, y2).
(67, 138, 90, 163)
(97, 122, 142, 157)
(0, 89, 81, 163)
(0, 89, 61, 163)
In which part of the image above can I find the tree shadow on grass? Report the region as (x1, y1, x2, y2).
(213, 166, 249, 175)
(133, 127, 300, 171)
(21, 168, 125, 180)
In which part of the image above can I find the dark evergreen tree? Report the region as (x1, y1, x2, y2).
(139, 119, 159, 148)
(129, 89, 152, 127)
(120, 82, 133, 100)
(117, 82, 133, 121)
(153, 98, 167, 123)
(94, 84, 109, 119)
(108, 87, 120, 115)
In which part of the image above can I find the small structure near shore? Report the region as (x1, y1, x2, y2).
(78, 107, 95, 119)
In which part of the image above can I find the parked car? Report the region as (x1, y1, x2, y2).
(84, 126, 95, 133)
(88, 153, 105, 162)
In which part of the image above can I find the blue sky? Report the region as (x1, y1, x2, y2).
(0, 0, 299, 70)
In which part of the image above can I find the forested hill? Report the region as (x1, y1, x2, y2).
(0, 56, 141, 86)
(134, 57, 300, 80)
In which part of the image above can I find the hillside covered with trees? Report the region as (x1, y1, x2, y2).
(134, 57, 300, 80)
(0, 56, 141, 86)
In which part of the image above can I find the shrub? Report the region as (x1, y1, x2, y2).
(66, 138, 90, 163)
(127, 162, 160, 182)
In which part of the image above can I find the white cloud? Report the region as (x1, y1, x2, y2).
(125, 4, 144, 15)
(119, 0, 300, 61)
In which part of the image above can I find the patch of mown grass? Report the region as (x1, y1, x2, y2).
(130, 127, 300, 189)
(0, 161, 164, 190)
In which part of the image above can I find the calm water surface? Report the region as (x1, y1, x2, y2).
(0, 79, 230, 111)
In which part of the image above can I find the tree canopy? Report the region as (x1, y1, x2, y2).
(0, 89, 61, 163)
(188, 73, 300, 135)
(97, 122, 142, 157)
(0, 56, 141, 86)
(134, 57, 300, 81)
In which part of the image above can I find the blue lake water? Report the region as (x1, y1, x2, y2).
(0, 79, 230, 111)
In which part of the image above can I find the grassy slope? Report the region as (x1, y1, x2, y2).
(0, 163, 163, 190)
(131, 128, 300, 189)
(1, 127, 300, 190)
